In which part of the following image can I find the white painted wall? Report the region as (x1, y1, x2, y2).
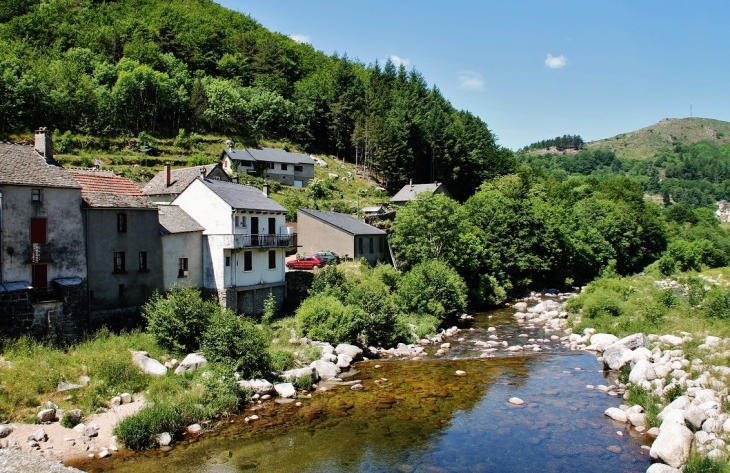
(161, 232, 203, 291)
(172, 179, 232, 234)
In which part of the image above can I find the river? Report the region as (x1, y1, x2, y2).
(68, 304, 652, 473)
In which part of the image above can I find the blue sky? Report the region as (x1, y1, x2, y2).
(217, 1, 730, 150)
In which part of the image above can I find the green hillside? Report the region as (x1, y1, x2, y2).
(586, 117, 730, 159)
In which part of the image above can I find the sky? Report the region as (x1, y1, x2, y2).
(216, 1, 730, 150)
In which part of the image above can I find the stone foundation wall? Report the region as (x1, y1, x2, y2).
(89, 306, 141, 332)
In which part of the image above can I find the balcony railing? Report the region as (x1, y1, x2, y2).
(30, 243, 54, 263)
(226, 233, 297, 249)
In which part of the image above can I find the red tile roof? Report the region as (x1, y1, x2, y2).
(68, 169, 144, 196)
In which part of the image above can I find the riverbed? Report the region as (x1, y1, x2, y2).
(67, 306, 653, 473)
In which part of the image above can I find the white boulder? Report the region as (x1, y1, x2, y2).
(174, 353, 207, 375)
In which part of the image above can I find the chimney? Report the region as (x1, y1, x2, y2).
(232, 175, 239, 184)
(200, 167, 206, 179)
(409, 179, 413, 188)
(164, 163, 171, 187)
(34, 128, 53, 158)
(262, 180, 269, 198)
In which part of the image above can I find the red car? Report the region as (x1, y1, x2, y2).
(286, 255, 324, 270)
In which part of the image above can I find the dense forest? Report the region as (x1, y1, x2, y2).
(0, 0, 513, 198)
(521, 134, 584, 152)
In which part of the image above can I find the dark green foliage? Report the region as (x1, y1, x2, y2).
(397, 260, 467, 321)
(200, 311, 270, 378)
(656, 288, 678, 308)
(261, 292, 277, 325)
(346, 278, 405, 347)
(292, 374, 313, 391)
(268, 350, 294, 372)
(522, 134, 584, 152)
(295, 294, 365, 345)
(143, 286, 217, 353)
(664, 383, 684, 403)
(704, 285, 730, 319)
(114, 403, 187, 450)
(309, 265, 350, 301)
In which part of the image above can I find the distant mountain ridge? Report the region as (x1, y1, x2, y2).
(586, 118, 730, 159)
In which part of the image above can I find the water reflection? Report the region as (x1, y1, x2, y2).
(70, 353, 650, 473)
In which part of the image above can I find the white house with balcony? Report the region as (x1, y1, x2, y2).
(171, 177, 294, 316)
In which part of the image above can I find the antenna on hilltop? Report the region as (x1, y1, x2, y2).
(690, 103, 693, 118)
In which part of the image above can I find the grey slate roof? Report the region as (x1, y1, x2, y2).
(144, 164, 221, 196)
(201, 178, 287, 213)
(82, 194, 158, 209)
(158, 205, 204, 235)
(299, 209, 386, 236)
(390, 182, 450, 203)
(0, 142, 80, 189)
(223, 147, 315, 165)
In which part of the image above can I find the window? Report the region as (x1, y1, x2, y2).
(294, 165, 303, 172)
(281, 163, 288, 171)
(358, 237, 363, 254)
(31, 188, 42, 203)
(30, 218, 47, 244)
(118, 284, 125, 298)
(225, 256, 231, 267)
(138, 251, 148, 271)
(379, 237, 384, 253)
(369, 237, 374, 254)
(178, 258, 189, 278)
(244, 251, 253, 271)
(113, 252, 125, 272)
(235, 215, 247, 228)
(268, 250, 276, 269)
(265, 162, 275, 169)
(117, 213, 127, 233)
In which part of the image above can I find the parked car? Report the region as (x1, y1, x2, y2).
(315, 251, 340, 265)
(286, 255, 324, 270)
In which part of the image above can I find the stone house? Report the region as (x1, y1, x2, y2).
(297, 209, 387, 265)
(389, 181, 452, 206)
(158, 205, 204, 291)
(0, 129, 88, 341)
(220, 147, 315, 188)
(172, 178, 296, 316)
(143, 163, 230, 204)
(68, 169, 163, 330)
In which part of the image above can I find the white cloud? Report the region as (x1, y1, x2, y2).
(290, 34, 310, 44)
(457, 70, 484, 90)
(389, 55, 410, 67)
(545, 54, 568, 69)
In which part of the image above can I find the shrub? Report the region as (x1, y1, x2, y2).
(581, 289, 623, 318)
(201, 366, 244, 415)
(200, 311, 270, 378)
(656, 288, 677, 308)
(295, 294, 364, 345)
(268, 350, 294, 372)
(346, 279, 404, 347)
(704, 285, 730, 319)
(114, 402, 184, 450)
(684, 454, 730, 473)
(397, 260, 467, 322)
(261, 292, 277, 325)
(309, 265, 350, 301)
(143, 286, 217, 353)
(292, 374, 312, 391)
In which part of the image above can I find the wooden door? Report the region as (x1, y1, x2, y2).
(251, 217, 259, 246)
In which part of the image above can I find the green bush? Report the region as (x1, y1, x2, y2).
(268, 350, 294, 372)
(397, 260, 467, 322)
(309, 265, 350, 301)
(656, 288, 678, 308)
(200, 311, 270, 378)
(201, 366, 244, 415)
(143, 286, 217, 353)
(114, 403, 184, 450)
(295, 294, 364, 345)
(292, 374, 313, 391)
(345, 279, 404, 347)
(704, 285, 730, 319)
(581, 289, 623, 318)
(261, 292, 277, 325)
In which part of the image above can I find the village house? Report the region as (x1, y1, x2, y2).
(0, 129, 88, 341)
(297, 209, 387, 265)
(158, 205, 204, 291)
(172, 178, 295, 315)
(220, 147, 315, 188)
(143, 162, 230, 204)
(68, 169, 163, 330)
(389, 181, 452, 206)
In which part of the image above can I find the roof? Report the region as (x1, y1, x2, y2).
(299, 209, 386, 236)
(223, 147, 315, 165)
(158, 205, 204, 235)
(68, 169, 145, 196)
(390, 182, 450, 203)
(144, 164, 221, 196)
(200, 178, 287, 212)
(81, 194, 158, 209)
(0, 142, 80, 189)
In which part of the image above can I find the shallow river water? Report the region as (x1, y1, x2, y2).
(68, 306, 653, 473)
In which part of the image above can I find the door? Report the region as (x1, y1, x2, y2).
(268, 217, 276, 245)
(251, 217, 259, 246)
(32, 264, 47, 289)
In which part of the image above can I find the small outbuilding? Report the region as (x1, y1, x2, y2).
(297, 209, 387, 265)
(389, 181, 451, 206)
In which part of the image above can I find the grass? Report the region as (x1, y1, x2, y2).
(624, 385, 662, 428)
(685, 454, 730, 473)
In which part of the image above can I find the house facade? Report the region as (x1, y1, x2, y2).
(297, 209, 387, 265)
(158, 205, 204, 291)
(0, 130, 88, 341)
(69, 170, 163, 330)
(144, 163, 230, 204)
(389, 182, 452, 206)
(172, 178, 295, 316)
(221, 147, 315, 188)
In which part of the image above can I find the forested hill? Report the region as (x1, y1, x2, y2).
(585, 118, 730, 159)
(0, 0, 513, 199)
